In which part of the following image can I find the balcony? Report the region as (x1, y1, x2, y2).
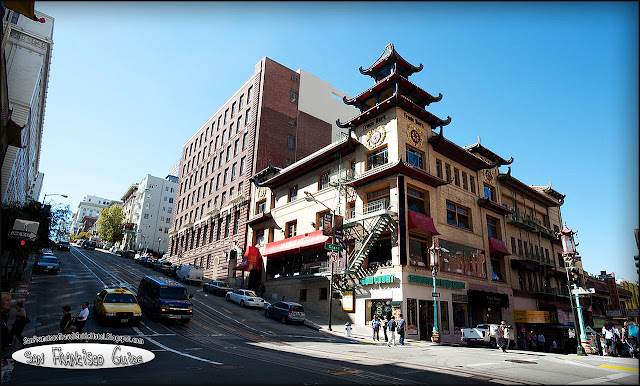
(507, 213, 556, 240)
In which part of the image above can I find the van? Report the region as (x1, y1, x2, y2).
(176, 265, 204, 285)
(137, 276, 193, 322)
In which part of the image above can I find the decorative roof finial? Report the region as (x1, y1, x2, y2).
(477, 136, 481, 145)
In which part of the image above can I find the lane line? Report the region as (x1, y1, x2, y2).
(132, 326, 223, 365)
(597, 364, 638, 372)
(465, 362, 498, 367)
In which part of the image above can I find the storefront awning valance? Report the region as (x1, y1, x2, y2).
(467, 289, 509, 308)
(488, 237, 510, 256)
(407, 210, 440, 235)
(233, 246, 263, 271)
(263, 230, 330, 258)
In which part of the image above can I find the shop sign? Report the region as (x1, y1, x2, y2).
(341, 290, 354, 312)
(360, 274, 395, 285)
(605, 309, 622, 317)
(628, 309, 639, 317)
(514, 310, 550, 324)
(407, 275, 466, 289)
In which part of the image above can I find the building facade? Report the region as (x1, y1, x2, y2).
(1, 9, 53, 204)
(247, 45, 580, 348)
(121, 174, 177, 254)
(70, 195, 122, 235)
(167, 57, 357, 284)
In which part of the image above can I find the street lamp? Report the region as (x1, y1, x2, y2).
(557, 223, 592, 355)
(429, 238, 441, 343)
(304, 191, 336, 331)
(43, 193, 68, 203)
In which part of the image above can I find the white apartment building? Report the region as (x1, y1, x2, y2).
(1, 9, 53, 204)
(121, 174, 177, 254)
(70, 195, 122, 235)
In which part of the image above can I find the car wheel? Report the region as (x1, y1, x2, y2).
(240, 300, 245, 307)
(226, 295, 231, 302)
(281, 316, 287, 324)
(180, 319, 190, 324)
(490, 339, 497, 349)
(264, 310, 270, 318)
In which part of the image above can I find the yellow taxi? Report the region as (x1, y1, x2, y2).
(93, 288, 142, 326)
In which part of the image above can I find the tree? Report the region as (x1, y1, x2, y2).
(97, 204, 124, 245)
(69, 232, 92, 242)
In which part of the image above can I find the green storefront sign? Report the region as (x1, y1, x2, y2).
(407, 274, 466, 289)
(360, 274, 395, 285)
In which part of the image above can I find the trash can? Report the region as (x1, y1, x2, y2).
(345, 322, 352, 337)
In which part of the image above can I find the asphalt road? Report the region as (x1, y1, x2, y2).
(6, 246, 639, 385)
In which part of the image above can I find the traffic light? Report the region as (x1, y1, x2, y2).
(568, 267, 580, 286)
(20, 240, 26, 246)
(333, 274, 342, 288)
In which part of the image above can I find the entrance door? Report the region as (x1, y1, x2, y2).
(419, 300, 434, 341)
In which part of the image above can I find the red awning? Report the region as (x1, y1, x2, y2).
(263, 230, 330, 258)
(407, 210, 440, 235)
(233, 246, 263, 271)
(488, 237, 510, 256)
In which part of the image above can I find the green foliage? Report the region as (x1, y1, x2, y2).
(69, 232, 91, 242)
(97, 204, 125, 244)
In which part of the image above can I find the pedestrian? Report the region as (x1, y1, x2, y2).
(552, 339, 558, 353)
(73, 302, 89, 333)
(504, 323, 512, 351)
(396, 313, 406, 346)
(612, 325, 622, 357)
(1, 292, 12, 350)
(531, 331, 538, 351)
(537, 331, 546, 352)
(497, 321, 507, 352)
(257, 283, 266, 298)
(387, 315, 397, 347)
(623, 321, 638, 359)
(525, 330, 532, 350)
(602, 322, 614, 356)
(382, 316, 389, 342)
(371, 315, 380, 341)
(9, 302, 29, 347)
(60, 305, 72, 334)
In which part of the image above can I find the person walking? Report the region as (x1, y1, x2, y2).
(9, 302, 29, 347)
(504, 323, 513, 351)
(497, 321, 508, 352)
(602, 322, 614, 356)
(525, 330, 533, 350)
(396, 313, 406, 346)
(60, 306, 72, 334)
(382, 316, 389, 343)
(387, 316, 397, 347)
(1, 292, 12, 351)
(73, 302, 89, 333)
(623, 321, 638, 359)
(537, 331, 546, 352)
(371, 315, 381, 341)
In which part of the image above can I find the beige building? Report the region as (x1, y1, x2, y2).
(248, 44, 573, 346)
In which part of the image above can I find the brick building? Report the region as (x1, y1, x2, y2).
(167, 57, 357, 284)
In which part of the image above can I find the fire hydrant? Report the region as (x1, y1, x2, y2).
(345, 322, 352, 337)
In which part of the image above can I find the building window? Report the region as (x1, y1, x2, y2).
(288, 119, 296, 126)
(226, 145, 232, 161)
(318, 171, 330, 190)
(238, 182, 243, 196)
(242, 133, 248, 150)
(365, 187, 390, 214)
(462, 171, 468, 190)
(484, 184, 495, 201)
(490, 258, 503, 281)
(288, 185, 298, 202)
(367, 147, 388, 170)
(406, 147, 424, 169)
(511, 237, 517, 254)
(445, 163, 451, 181)
(454, 168, 460, 187)
(221, 192, 226, 206)
(224, 214, 231, 238)
(290, 90, 298, 103)
(487, 216, 500, 239)
(291, 74, 299, 82)
(435, 159, 443, 179)
(240, 157, 246, 175)
(233, 210, 239, 235)
(299, 289, 307, 302)
(285, 220, 297, 238)
(256, 199, 266, 215)
(247, 86, 253, 101)
(224, 109, 229, 124)
(231, 163, 237, 181)
(470, 176, 476, 193)
(229, 123, 234, 137)
(409, 237, 428, 267)
(319, 287, 328, 300)
(229, 187, 234, 198)
(347, 201, 356, 219)
(446, 201, 471, 230)
(255, 229, 265, 246)
(245, 109, 251, 127)
(224, 168, 229, 185)
(222, 130, 227, 144)
(407, 186, 428, 215)
(287, 135, 295, 150)
(231, 102, 236, 118)
(239, 95, 244, 109)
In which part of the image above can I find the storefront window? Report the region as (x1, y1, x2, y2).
(408, 237, 428, 267)
(440, 301, 450, 335)
(407, 298, 418, 335)
(453, 302, 468, 335)
(368, 299, 393, 323)
(439, 239, 485, 278)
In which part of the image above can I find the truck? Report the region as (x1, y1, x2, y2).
(461, 324, 500, 348)
(176, 264, 204, 285)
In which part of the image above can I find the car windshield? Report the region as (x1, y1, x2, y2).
(59, 241, 69, 245)
(40, 257, 58, 264)
(159, 287, 188, 300)
(245, 291, 258, 297)
(104, 293, 137, 303)
(291, 305, 304, 312)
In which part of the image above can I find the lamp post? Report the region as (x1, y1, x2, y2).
(304, 191, 336, 331)
(429, 238, 441, 343)
(42, 193, 68, 203)
(557, 223, 591, 355)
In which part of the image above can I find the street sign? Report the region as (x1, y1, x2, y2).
(8, 229, 37, 241)
(324, 243, 343, 252)
(432, 292, 440, 297)
(571, 287, 595, 295)
(329, 252, 338, 262)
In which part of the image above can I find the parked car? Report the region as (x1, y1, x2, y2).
(165, 265, 179, 278)
(461, 324, 500, 348)
(110, 246, 122, 255)
(203, 280, 233, 296)
(56, 240, 71, 251)
(77, 240, 85, 247)
(137, 276, 193, 322)
(153, 260, 172, 272)
(122, 250, 136, 259)
(33, 255, 60, 274)
(226, 289, 264, 308)
(264, 301, 306, 324)
(143, 256, 158, 268)
(176, 265, 204, 285)
(135, 255, 147, 265)
(93, 288, 142, 326)
(83, 240, 97, 250)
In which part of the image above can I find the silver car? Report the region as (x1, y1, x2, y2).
(226, 289, 265, 308)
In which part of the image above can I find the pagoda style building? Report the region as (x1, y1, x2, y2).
(247, 44, 575, 349)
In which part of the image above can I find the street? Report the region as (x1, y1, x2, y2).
(5, 246, 638, 385)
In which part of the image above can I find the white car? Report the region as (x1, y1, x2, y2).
(226, 289, 265, 308)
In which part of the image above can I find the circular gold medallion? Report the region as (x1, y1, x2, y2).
(407, 124, 423, 147)
(366, 126, 386, 148)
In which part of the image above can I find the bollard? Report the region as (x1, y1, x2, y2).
(345, 322, 352, 337)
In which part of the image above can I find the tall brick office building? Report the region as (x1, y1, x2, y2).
(168, 57, 356, 285)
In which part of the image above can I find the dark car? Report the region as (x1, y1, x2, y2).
(203, 280, 233, 296)
(143, 256, 157, 268)
(83, 240, 96, 250)
(56, 240, 71, 251)
(264, 301, 306, 324)
(33, 256, 61, 274)
(154, 260, 172, 273)
(165, 265, 179, 278)
(122, 250, 136, 259)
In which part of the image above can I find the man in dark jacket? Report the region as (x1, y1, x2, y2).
(397, 313, 406, 345)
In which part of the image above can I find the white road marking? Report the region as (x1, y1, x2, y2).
(465, 362, 498, 367)
(132, 326, 222, 365)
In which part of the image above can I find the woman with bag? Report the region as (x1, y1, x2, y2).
(60, 305, 73, 334)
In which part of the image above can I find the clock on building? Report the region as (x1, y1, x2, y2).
(407, 124, 424, 147)
(366, 126, 386, 148)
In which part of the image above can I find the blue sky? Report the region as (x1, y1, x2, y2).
(34, 2, 638, 282)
